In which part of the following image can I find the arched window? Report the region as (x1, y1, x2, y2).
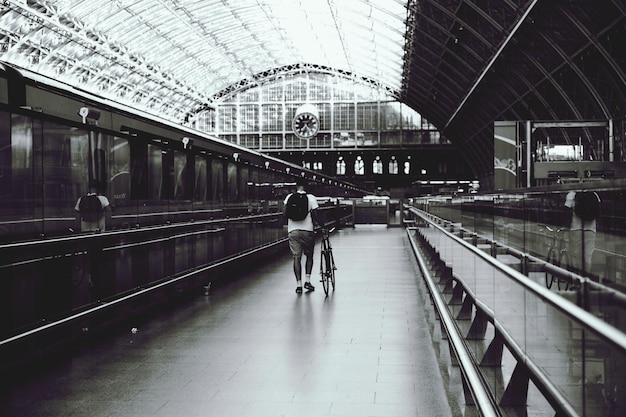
(354, 156, 364, 175)
(373, 156, 383, 174)
(336, 156, 346, 175)
(389, 156, 398, 174)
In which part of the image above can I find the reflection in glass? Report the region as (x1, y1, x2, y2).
(147, 145, 162, 200)
(194, 156, 207, 201)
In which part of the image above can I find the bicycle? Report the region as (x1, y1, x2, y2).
(319, 227, 337, 296)
(542, 224, 571, 290)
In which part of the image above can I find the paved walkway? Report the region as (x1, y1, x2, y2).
(1, 225, 457, 417)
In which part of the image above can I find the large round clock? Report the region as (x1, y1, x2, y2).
(292, 104, 320, 139)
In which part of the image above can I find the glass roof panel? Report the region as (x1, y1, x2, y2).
(0, 0, 409, 123)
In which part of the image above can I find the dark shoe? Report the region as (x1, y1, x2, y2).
(304, 282, 315, 291)
(296, 286, 303, 294)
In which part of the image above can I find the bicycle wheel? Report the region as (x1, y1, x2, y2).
(327, 249, 336, 291)
(556, 250, 571, 291)
(545, 247, 558, 289)
(320, 249, 330, 295)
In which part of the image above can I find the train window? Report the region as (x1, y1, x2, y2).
(92, 148, 106, 190)
(0, 111, 10, 199)
(7, 114, 35, 205)
(211, 159, 224, 202)
(173, 151, 187, 200)
(41, 120, 88, 206)
(239, 166, 249, 203)
(249, 168, 260, 201)
(226, 162, 238, 203)
(257, 170, 272, 201)
(185, 153, 196, 200)
(130, 140, 148, 199)
(12, 114, 34, 171)
(109, 138, 130, 203)
(147, 144, 162, 200)
(161, 150, 174, 200)
(194, 156, 207, 201)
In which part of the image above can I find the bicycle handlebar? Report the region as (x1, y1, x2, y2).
(539, 224, 567, 233)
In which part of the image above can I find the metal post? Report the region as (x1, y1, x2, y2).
(526, 120, 532, 187)
(609, 118, 614, 162)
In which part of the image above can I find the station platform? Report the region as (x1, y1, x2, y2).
(1, 225, 459, 417)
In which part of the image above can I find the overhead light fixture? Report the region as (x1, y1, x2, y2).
(78, 107, 100, 124)
(182, 137, 193, 150)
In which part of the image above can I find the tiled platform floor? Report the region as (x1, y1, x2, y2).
(1, 225, 458, 417)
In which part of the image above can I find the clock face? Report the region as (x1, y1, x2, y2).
(293, 112, 319, 139)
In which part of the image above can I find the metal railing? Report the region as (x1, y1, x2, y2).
(406, 227, 501, 417)
(406, 208, 626, 416)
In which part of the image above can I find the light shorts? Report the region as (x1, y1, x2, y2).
(288, 230, 315, 258)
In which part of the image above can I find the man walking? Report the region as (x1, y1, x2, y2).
(284, 177, 320, 294)
(565, 190, 601, 274)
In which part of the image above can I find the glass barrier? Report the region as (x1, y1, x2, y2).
(411, 184, 626, 416)
(0, 215, 281, 337)
(412, 185, 626, 291)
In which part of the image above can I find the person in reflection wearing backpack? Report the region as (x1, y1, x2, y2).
(284, 177, 320, 294)
(565, 190, 601, 275)
(75, 183, 110, 232)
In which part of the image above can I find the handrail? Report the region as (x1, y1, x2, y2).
(420, 208, 626, 310)
(0, 237, 288, 348)
(103, 227, 226, 252)
(412, 207, 626, 353)
(441, 254, 579, 416)
(415, 208, 626, 308)
(0, 212, 283, 251)
(406, 228, 501, 417)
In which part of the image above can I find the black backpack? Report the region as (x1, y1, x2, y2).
(285, 193, 309, 221)
(574, 191, 600, 221)
(79, 194, 103, 221)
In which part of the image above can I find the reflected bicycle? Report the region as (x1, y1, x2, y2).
(319, 227, 337, 296)
(542, 224, 571, 290)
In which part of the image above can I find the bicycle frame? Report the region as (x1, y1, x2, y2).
(319, 227, 336, 295)
(543, 225, 571, 290)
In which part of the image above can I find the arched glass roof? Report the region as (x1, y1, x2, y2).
(3, 0, 626, 184)
(0, 0, 408, 121)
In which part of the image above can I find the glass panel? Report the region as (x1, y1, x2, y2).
(147, 144, 162, 201)
(239, 104, 258, 132)
(41, 121, 89, 236)
(261, 104, 283, 132)
(173, 151, 187, 200)
(261, 134, 283, 149)
(109, 137, 130, 206)
(309, 134, 331, 148)
(240, 134, 260, 149)
(218, 106, 237, 133)
(211, 159, 224, 202)
(194, 156, 208, 202)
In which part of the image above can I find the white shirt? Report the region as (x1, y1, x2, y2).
(564, 191, 598, 232)
(75, 193, 110, 232)
(284, 191, 319, 232)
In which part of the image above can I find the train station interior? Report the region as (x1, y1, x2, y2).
(1, 1, 626, 416)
